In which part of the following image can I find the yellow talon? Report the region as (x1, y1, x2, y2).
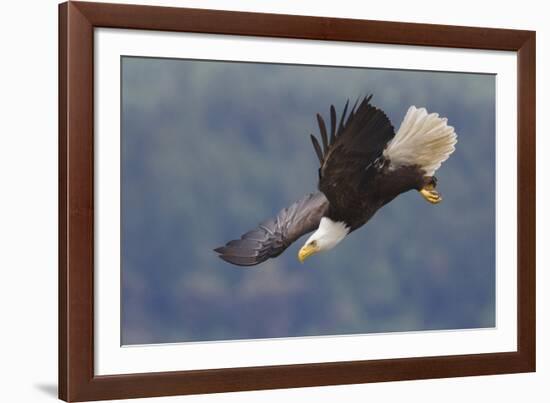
(420, 188, 442, 204)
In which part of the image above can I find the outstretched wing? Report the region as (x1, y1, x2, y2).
(310, 95, 395, 210)
(214, 192, 329, 267)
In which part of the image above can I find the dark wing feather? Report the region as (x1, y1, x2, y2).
(214, 192, 329, 267)
(337, 100, 349, 134)
(310, 95, 395, 211)
(310, 134, 323, 164)
(316, 114, 329, 154)
(329, 105, 337, 144)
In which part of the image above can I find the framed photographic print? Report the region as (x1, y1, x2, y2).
(59, 1, 536, 401)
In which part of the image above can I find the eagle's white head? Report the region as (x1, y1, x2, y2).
(298, 217, 349, 263)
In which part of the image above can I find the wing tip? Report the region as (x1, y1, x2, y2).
(219, 253, 264, 267)
(214, 237, 268, 267)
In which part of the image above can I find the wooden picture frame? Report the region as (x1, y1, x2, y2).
(59, 1, 536, 401)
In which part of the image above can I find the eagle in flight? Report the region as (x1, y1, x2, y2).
(215, 95, 457, 266)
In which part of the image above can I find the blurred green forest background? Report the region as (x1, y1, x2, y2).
(121, 56, 495, 344)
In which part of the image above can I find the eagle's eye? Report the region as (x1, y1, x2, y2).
(309, 240, 318, 247)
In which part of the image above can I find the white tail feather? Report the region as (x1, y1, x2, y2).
(383, 106, 457, 177)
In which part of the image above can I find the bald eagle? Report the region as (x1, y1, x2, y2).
(215, 95, 457, 266)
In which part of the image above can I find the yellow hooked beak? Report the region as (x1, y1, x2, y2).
(298, 243, 320, 263)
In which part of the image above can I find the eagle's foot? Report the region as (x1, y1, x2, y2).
(420, 187, 442, 204)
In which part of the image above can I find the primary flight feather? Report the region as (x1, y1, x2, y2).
(214, 95, 457, 266)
